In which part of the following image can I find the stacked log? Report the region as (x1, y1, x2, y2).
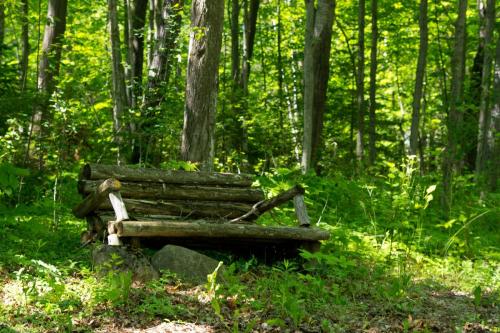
(78, 164, 264, 221)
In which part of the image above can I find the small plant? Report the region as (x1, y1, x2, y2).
(94, 254, 133, 306)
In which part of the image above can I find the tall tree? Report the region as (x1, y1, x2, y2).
(181, 0, 224, 170)
(228, 0, 260, 161)
(229, 0, 245, 156)
(489, 34, 500, 190)
(475, 0, 496, 182)
(0, 3, 4, 61)
(241, 0, 259, 92)
(367, 0, 378, 165)
(409, 0, 428, 156)
(20, 0, 30, 91)
(301, 0, 336, 173)
(126, 0, 148, 107)
(147, 0, 183, 102)
(355, 0, 365, 165)
(30, 0, 68, 160)
(108, 0, 128, 164)
(442, 0, 467, 211)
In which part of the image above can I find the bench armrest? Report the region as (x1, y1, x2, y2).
(229, 185, 311, 227)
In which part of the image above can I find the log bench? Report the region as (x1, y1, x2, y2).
(73, 164, 329, 256)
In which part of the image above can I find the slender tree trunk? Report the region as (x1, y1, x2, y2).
(301, 0, 336, 174)
(30, 0, 68, 164)
(241, 0, 259, 92)
(277, 0, 284, 131)
(108, 0, 128, 164)
(464, 0, 486, 170)
(181, 0, 224, 171)
(433, 0, 448, 108)
(231, 0, 240, 86)
(20, 0, 30, 92)
(230, 0, 245, 157)
(126, 0, 148, 106)
(0, 3, 4, 61)
(125, 0, 147, 163)
(147, 0, 183, 102)
(475, 0, 495, 182)
(489, 34, 500, 190)
(367, 0, 377, 165)
(442, 0, 467, 211)
(355, 0, 365, 166)
(409, 0, 428, 156)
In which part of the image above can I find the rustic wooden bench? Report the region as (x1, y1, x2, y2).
(73, 164, 329, 255)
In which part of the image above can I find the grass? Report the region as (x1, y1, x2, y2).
(0, 169, 499, 332)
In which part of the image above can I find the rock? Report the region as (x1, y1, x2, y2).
(92, 245, 159, 282)
(151, 245, 223, 284)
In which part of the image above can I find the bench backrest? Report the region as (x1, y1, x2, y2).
(77, 164, 264, 221)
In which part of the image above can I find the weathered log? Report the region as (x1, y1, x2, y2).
(229, 185, 306, 223)
(80, 163, 254, 187)
(79, 180, 265, 202)
(98, 198, 253, 219)
(116, 220, 330, 241)
(293, 194, 311, 227)
(73, 178, 121, 218)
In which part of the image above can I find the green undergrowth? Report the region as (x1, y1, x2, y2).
(0, 165, 499, 332)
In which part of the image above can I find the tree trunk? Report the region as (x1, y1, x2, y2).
(464, 0, 486, 170)
(367, 0, 378, 165)
(442, 0, 467, 211)
(489, 34, 500, 190)
(409, 0, 428, 156)
(132, 0, 182, 164)
(230, 0, 246, 157)
(241, 0, 259, 92)
(475, 0, 496, 182)
(301, 0, 335, 174)
(147, 0, 183, 100)
(181, 0, 224, 171)
(277, 0, 285, 133)
(231, 0, 240, 87)
(30, 0, 68, 163)
(0, 3, 4, 61)
(108, 0, 129, 164)
(126, 0, 148, 106)
(355, 0, 365, 166)
(20, 0, 30, 92)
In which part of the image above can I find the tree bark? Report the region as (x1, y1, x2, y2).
(108, 0, 129, 164)
(475, 0, 496, 182)
(116, 220, 330, 241)
(409, 0, 428, 156)
(230, 0, 246, 156)
(489, 34, 500, 190)
(0, 3, 4, 61)
(442, 0, 467, 211)
(99, 198, 254, 219)
(79, 180, 265, 203)
(147, 0, 183, 101)
(30, 0, 68, 163)
(80, 163, 254, 186)
(19, 0, 30, 92)
(241, 0, 259, 92)
(126, 0, 148, 106)
(301, 0, 336, 174)
(367, 0, 378, 165)
(181, 0, 224, 171)
(355, 0, 366, 166)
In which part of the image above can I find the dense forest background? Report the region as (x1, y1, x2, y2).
(0, 0, 499, 331)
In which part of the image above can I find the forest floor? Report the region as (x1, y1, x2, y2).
(0, 181, 499, 333)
